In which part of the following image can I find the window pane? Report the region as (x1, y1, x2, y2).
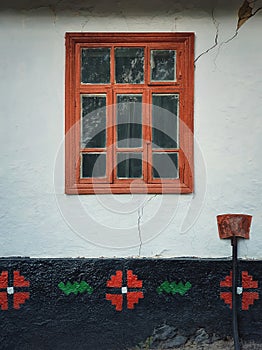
(117, 95, 142, 148)
(117, 153, 142, 178)
(151, 50, 176, 81)
(152, 94, 179, 149)
(115, 48, 144, 84)
(153, 153, 178, 178)
(81, 153, 106, 178)
(81, 95, 106, 148)
(81, 48, 110, 84)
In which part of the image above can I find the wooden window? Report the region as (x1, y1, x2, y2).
(65, 33, 194, 194)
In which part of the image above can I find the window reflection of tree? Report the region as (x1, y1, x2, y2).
(82, 96, 106, 148)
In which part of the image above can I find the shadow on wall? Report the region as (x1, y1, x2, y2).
(0, 0, 254, 16)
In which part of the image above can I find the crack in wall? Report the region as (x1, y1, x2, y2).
(213, 31, 239, 67)
(49, 5, 58, 26)
(195, 1, 262, 65)
(137, 207, 143, 257)
(137, 194, 157, 256)
(80, 17, 90, 32)
(154, 249, 168, 257)
(20, 1, 94, 16)
(214, 0, 261, 64)
(21, 1, 95, 34)
(20, 0, 62, 31)
(116, 1, 130, 31)
(242, 239, 249, 258)
(194, 9, 219, 64)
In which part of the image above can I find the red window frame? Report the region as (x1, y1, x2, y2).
(65, 32, 194, 194)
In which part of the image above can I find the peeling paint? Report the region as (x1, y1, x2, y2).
(220, 0, 262, 46)
(237, 0, 262, 29)
(195, 1, 262, 64)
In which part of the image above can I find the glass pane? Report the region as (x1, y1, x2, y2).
(117, 153, 142, 178)
(152, 94, 179, 149)
(151, 50, 176, 81)
(115, 48, 144, 84)
(81, 153, 106, 178)
(153, 153, 178, 178)
(117, 95, 142, 148)
(81, 48, 110, 84)
(81, 95, 106, 148)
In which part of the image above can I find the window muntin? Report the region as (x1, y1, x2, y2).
(65, 33, 194, 194)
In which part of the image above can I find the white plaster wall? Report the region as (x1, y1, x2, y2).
(0, 0, 261, 258)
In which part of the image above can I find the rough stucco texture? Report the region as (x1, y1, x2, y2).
(0, 258, 262, 349)
(0, 0, 262, 258)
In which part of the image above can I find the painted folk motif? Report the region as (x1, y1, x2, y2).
(220, 271, 259, 310)
(58, 281, 93, 295)
(0, 271, 30, 310)
(0, 267, 260, 314)
(106, 270, 144, 311)
(157, 281, 192, 296)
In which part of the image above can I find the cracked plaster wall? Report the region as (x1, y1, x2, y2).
(0, 0, 262, 258)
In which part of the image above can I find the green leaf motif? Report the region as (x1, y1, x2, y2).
(58, 281, 93, 296)
(157, 281, 192, 296)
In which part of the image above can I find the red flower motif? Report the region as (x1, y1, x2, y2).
(220, 271, 259, 311)
(0, 271, 30, 311)
(106, 270, 144, 311)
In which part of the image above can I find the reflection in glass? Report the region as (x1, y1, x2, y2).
(153, 153, 178, 178)
(115, 48, 144, 84)
(117, 153, 142, 178)
(151, 50, 176, 81)
(81, 153, 106, 178)
(152, 94, 179, 149)
(81, 95, 106, 148)
(81, 48, 110, 84)
(117, 95, 142, 148)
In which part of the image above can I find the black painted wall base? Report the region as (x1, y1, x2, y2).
(0, 258, 261, 349)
